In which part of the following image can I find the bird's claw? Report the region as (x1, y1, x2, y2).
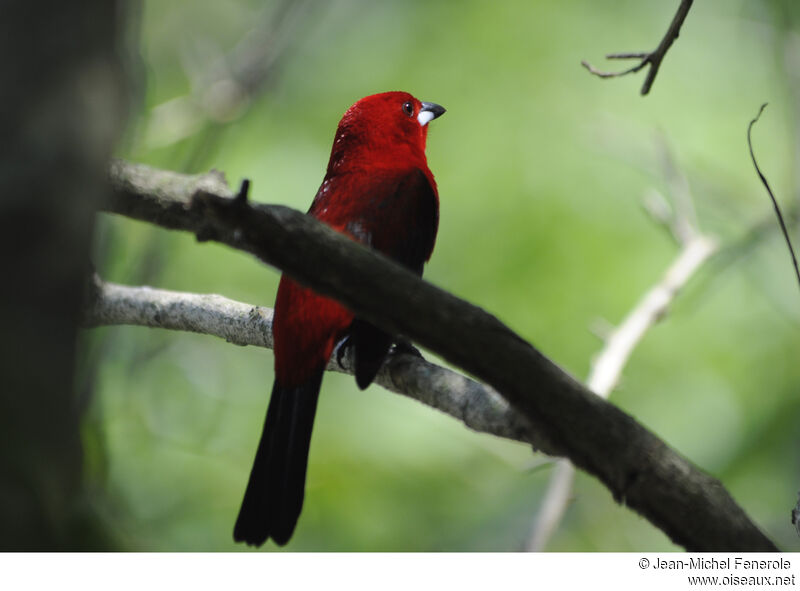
(391, 339, 423, 359)
(335, 335, 353, 370)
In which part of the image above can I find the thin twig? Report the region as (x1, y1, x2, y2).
(607, 52, 650, 60)
(588, 236, 716, 393)
(526, 233, 716, 551)
(525, 460, 576, 551)
(747, 103, 800, 293)
(581, 60, 647, 80)
(581, 0, 694, 96)
(526, 152, 716, 551)
(656, 135, 700, 242)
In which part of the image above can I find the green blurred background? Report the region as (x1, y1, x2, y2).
(85, 0, 800, 550)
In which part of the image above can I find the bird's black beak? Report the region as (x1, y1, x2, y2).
(417, 101, 445, 127)
(420, 101, 446, 120)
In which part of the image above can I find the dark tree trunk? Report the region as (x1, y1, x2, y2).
(0, 1, 129, 549)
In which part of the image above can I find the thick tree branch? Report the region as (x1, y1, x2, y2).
(101, 159, 777, 551)
(582, 0, 693, 96)
(83, 277, 540, 448)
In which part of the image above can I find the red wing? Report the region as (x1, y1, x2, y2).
(303, 167, 440, 388)
(309, 168, 439, 276)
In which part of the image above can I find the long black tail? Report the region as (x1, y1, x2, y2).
(233, 368, 324, 547)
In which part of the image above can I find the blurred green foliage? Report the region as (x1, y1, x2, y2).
(86, 0, 800, 550)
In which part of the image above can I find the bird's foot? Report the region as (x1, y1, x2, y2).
(335, 335, 353, 370)
(390, 339, 423, 359)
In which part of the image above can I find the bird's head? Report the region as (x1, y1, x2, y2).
(328, 91, 445, 174)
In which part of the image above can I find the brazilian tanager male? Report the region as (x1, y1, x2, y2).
(234, 92, 446, 546)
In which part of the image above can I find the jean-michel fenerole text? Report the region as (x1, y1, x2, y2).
(653, 558, 791, 571)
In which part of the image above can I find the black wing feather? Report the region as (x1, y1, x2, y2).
(350, 169, 438, 388)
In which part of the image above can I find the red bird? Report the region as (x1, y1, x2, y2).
(234, 92, 445, 546)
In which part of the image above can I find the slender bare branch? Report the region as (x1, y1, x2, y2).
(83, 277, 541, 448)
(589, 235, 716, 393)
(527, 153, 717, 551)
(527, 233, 716, 550)
(747, 104, 800, 542)
(526, 460, 577, 551)
(581, 59, 647, 80)
(582, 0, 694, 96)
(100, 159, 777, 551)
(747, 103, 800, 294)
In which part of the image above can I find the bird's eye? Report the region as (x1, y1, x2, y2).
(401, 101, 414, 117)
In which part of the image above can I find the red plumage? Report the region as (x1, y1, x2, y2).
(234, 92, 445, 547)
